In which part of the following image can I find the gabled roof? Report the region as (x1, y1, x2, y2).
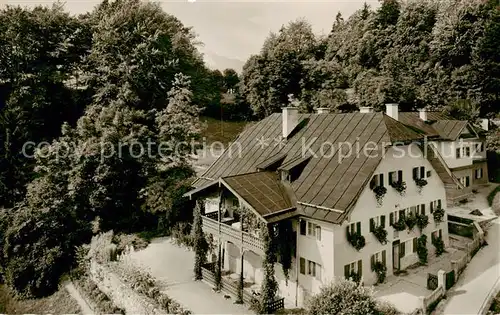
(192, 112, 424, 224)
(398, 112, 478, 141)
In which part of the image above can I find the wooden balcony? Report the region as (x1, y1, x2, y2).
(202, 215, 265, 256)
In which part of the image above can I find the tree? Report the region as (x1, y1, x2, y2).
(258, 225, 278, 314)
(307, 278, 400, 315)
(0, 4, 90, 208)
(192, 202, 207, 280)
(222, 69, 240, 91)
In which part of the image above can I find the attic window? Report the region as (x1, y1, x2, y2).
(279, 155, 311, 182)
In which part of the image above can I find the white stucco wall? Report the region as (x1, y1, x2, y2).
(432, 139, 485, 170)
(332, 144, 448, 286)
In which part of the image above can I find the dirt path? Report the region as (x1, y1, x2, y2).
(64, 281, 93, 314)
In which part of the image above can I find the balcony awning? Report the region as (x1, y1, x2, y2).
(184, 171, 297, 223)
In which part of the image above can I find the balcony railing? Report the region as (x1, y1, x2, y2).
(202, 215, 265, 255)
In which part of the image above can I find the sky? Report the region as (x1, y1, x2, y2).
(3, 0, 380, 71)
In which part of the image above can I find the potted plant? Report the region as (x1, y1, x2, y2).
(433, 207, 445, 224)
(416, 213, 429, 231)
(372, 225, 388, 244)
(373, 186, 387, 205)
(405, 213, 417, 231)
(347, 232, 366, 251)
(390, 181, 407, 196)
(414, 178, 428, 193)
(392, 218, 406, 231)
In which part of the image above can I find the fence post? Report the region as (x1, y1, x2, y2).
(438, 269, 446, 290)
(419, 296, 426, 313)
(451, 261, 458, 282)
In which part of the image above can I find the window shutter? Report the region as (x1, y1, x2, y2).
(346, 226, 350, 239)
(400, 242, 405, 257)
(344, 264, 350, 278)
(438, 199, 442, 209)
(413, 238, 417, 253)
(413, 167, 418, 180)
(370, 176, 376, 190)
(357, 260, 362, 277)
(300, 257, 305, 274)
(390, 213, 394, 226)
(382, 250, 386, 267)
(300, 220, 306, 235)
(356, 222, 361, 235)
(420, 166, 425, 178)
(381, 215, 386, 228)
(316, 226, 321, 241)
(430, 202, 434, 213)
(370, 218, 374, 232)
(439, 229, 442, 239)
(371, 255, 375, 271)
(421, 204, 425, 215)
(380, 174, 384, 187)
(398, 170, 403, 182)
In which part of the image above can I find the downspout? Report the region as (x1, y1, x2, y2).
(295, 218, 300, 307)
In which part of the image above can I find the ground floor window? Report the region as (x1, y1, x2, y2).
(344, 260, 362, 279)
(370, 250, 386, 270)
(300, 257, 321, 280)
(475, 168, 483, 179)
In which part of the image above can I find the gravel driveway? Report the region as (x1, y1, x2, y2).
(129, 237, 250, 314)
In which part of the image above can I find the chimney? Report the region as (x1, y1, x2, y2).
(385, 103, 399, 121)
(418, 108, 428, 121)
(316, 108, 330, 114)
(282, 107, 299, 138)
(360, 107, 374, 113)
(480, 118, 489, 131)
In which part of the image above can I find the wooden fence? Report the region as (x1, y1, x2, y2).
(200, 263, 284, 313)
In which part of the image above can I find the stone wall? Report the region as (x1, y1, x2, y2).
(89, 260, 165, 315)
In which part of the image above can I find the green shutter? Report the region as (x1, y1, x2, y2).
(381, 215, 386, 228)
(382, 250, 386, 267)
(421, 204, 426, 215)
(413, 167, 418, 180)
(344, 264, 350, 278)
(356, 222, 361, 235)
(413, 238, 417, 253)
(357, 260, 362, 277)
(371, 255, 375, 271)
(430, 202, 434, 213)
(398, 170, 403, 182)
(390, 213, 394, 225)
(370, 218, 374, 232)
(380, 174, 384, 187)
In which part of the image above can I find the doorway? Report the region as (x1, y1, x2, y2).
(392, 240, 400, 271)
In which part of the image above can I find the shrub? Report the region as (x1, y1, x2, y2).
(306, 279, 400, 315)
(372, 261, 387, 284)
(417, 235, 428, 265)
(432, 237, 445, 256)
(487, 185, 500, 207)
(171, 222, 193, 248)
(416, 214, 429, 231)
(113, 233, 149, 255)
(373, 186, 387, 205)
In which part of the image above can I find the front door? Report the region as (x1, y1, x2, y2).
(392, 240, 400, 271)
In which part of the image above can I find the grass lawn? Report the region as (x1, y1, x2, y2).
(200, 116, 249, 145)
(0, 285, 81, 314)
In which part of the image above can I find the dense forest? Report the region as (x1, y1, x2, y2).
(240, 0, 500, 120)
(0, 0, 499, 301)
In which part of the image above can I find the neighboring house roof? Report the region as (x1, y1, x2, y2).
(398, 112, 477, 141)
(190, 112, 426, 224)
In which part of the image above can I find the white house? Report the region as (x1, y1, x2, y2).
(185, 105, 486, 308)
